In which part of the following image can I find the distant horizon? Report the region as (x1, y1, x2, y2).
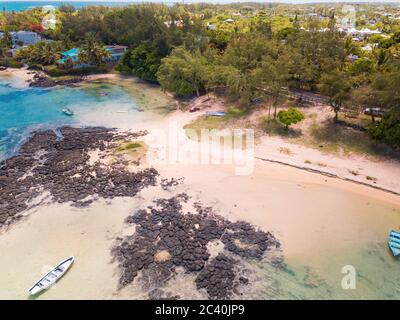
(1, 0, 400, 4)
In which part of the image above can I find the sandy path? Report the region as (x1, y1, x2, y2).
(256, 135, 400, 195)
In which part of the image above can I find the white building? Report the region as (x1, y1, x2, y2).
(347, 27, 382, 39)
(361, 44, 373, 52)
(206, 22, 216, 30)
(9, 31, 42, 46)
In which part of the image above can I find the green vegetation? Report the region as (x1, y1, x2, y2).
(126, 142, 142, 150)
(262, 118, 301, 138)
(157, 48, 207, 97)
(118, 44, 160, 82)
(368, 108, 400, 149)
(16, 41, 65, 66)
(1, 3, 400, 150)
(277, 108, 305, 129)
(116, 141, 143, 152)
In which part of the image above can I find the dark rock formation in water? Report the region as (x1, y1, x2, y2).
(0, 126, 158, 227)
(195, 253, 237, 299)
(112, 194, 280, 299)
(0, 124, 282, 300)
(28, 73, 85, 88)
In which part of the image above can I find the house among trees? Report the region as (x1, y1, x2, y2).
(346, 27, 382, 39)
(0, 31, 42, 47)
(206, 22, 216, 30)
(56, 45, 127, 69)
(164, 20, 184, 28)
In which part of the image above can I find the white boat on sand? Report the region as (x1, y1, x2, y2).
(28, 256, 74, 295)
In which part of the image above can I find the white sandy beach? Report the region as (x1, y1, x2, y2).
(0, 67, 35, 88)
(1, 149, 399, 299)
(0, 70, 400, 299)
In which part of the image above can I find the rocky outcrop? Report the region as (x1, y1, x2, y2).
(28, 73, 86, 88)
(112, 194, 281, 299)
(0, 126, 157, 227)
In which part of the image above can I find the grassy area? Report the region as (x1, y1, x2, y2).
(260, 118, 302, 138)
(184, 115, 227, 133)
(184, 106, 250, 137)
(259, 111, 399, 159)
(185, 103, 399, 160)
(338, 112, 373, 129)
(116, 141, 145, 153)
(308, 121, 377, 156)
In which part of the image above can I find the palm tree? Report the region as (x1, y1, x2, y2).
(2, 31, 13, 48)
(78, 33, 110, 66)
(0, 31, 12, 61)
(16, 41, 61, 66)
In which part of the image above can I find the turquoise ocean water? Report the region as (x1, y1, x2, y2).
(1, 73, 400, 300)
(0, 1, 137, 11)
(0, 74, 168, 160)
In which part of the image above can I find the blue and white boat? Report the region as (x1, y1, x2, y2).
(62, 108, 74, 116)
(206, 111, 225, 117)
(388, 230, 400, 257)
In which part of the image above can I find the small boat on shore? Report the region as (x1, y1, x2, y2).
(62, 108, 74, 116)
(28, 256, 74, 295)
(206, 111, 225, 117)
(388, 230, 400, 257)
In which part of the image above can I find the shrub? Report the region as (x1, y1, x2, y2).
(125, 142, 141, 150)
(0, 58, 23, 68)
(277, 107, 305, 129)
(367, 108, 400, 149)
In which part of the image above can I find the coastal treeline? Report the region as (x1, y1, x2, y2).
(0, 3, 399, 148)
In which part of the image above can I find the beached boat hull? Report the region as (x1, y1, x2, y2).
(206, 111, 225, 117)
(28, 256, 74, 295)
(389, 230, 400, 257)
(62, 109, 74, 116)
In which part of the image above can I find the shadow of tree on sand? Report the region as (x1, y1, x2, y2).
(310, 120, 400, 160)
(262, 118, 303, 139)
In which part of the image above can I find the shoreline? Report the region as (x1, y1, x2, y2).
(257, 155, 400, 196)
(0, 67, 35, 87)
(1, 124, 399, 299)
(1, 66, 400, 198)
(0, 100, 400, 299)
(163, 107, 400, 198)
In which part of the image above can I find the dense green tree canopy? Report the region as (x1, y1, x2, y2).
(157, 47, 207, 97)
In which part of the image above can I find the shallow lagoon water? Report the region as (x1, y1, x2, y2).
(0, 74, 173, 160)
(0, 72, 399, 300)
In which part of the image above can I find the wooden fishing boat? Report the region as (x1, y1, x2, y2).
(28, 256, 74, 295)
(388, 230, 400, 257)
